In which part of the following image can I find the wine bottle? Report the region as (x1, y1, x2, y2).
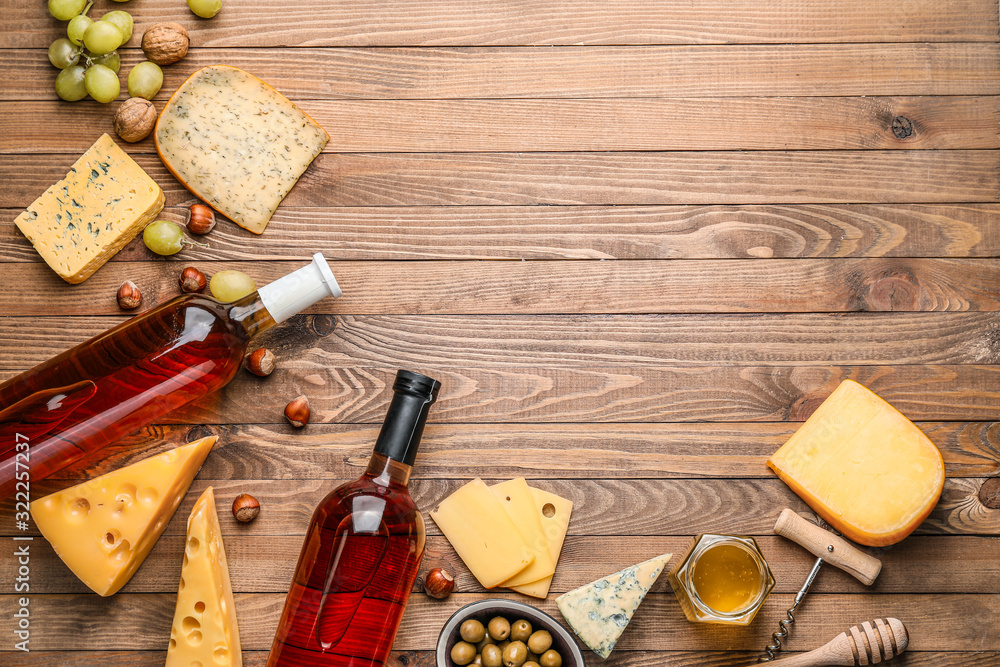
(0, 253, 341, 499)
(267, 369, 441, 667)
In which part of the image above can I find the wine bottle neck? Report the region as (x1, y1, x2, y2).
(365, 452, 413, 487)
(373, 389, 436, 467)
(228, 292, 277, 341)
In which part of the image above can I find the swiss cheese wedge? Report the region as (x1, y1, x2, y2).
(508, 486, 573, 598)
(767, 380, 945, 547)
(30, 436, 216, 596)
(155, 65, 329, 234)
(166, 487, 242, 667)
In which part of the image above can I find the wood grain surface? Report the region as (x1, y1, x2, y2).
(1, 0, 998, 665)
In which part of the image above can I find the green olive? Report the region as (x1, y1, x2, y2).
(481, 644, 503, 667)
(502, 641, 528, 667)
(471, 655, 484, 666)
(461, 619, 487, 643)
(510, 619, 532, 642)
(497, 640, 511, 651)
(527, 630, 552, 654)
(487, 617, 511, 641)
(476, 637, 494, 652)
(451, 641, 477, 666)
(524, 663, 541, 667)
(538, 649, 562, 667)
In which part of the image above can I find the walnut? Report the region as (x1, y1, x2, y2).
(113, 98, 157, 143)
(141, 23, 190, 66)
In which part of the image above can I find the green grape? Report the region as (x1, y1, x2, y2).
(48, 0, 86, 21)
(55, 65, 88, 101)
(89, 50, 120, 73)
(143, 220, 186, 255)
(187, 0, 221, 19)
(83, 20, 122, 55)
(127, 61, 163, 100)
(100, 10, 133, 42)
(67, 15, 92, 46)
(48, 38, 80, 70)
(210, 271, 256, 302)
(83, 64, 120, 104)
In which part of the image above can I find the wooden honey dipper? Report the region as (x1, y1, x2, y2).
(767, 618, 909, 666)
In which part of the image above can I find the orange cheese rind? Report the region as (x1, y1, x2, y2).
(767, 379, 944, 547)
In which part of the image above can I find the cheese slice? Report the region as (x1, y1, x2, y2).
(556, 553, 671, 659)
(430, 478, 535, 588)
(491, 479, 556, 587)
(29, 436, 216, 596)
(155, 65, 329, 234)
(14, 133, 164, 283)
(508, 487, 573, 598)
(767, 379, 945, 547)
(166, 486, 243, 667)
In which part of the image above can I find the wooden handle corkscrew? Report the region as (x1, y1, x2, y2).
(774, 509, 882, 585)
(767, 618, 908, 666)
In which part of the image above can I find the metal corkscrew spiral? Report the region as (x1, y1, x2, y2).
(759, 556, 823, 662)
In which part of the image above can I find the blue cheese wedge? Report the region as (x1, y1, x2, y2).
(155, 65, 329, 234)
(556, 553, 671, 659)
(14, 134, 164, 284)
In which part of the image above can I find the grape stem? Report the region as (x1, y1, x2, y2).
(182, 238, 211, 249)
(82, 1, 93, 16)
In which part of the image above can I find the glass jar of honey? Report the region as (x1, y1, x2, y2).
(667, 534, 774, 625)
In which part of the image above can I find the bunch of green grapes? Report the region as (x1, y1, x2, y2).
(48, 0, 158, 104)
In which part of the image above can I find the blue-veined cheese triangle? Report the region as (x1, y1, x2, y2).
(556, 552, 671, 659)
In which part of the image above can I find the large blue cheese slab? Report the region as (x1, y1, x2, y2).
(555, 553, 671, 658)
(155, 65, 329, 234)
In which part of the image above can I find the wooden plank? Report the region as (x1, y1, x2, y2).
(5, 151, 998, 209)
(4, 532, 995, 595)
(6, 651, 1000, 667)
(3, 44, 999, 101)
(4, 203, 999, 262)
(6, 312, 1000, 373)
(1, 258, 999, 316)
(3, 362, 1000, 424)
(5, 97, 999, 153)
(4, 0, 997, 48)
(36, 420, 998, 483)
(4, 477, 996, 537)
(2, 592, 996, 651)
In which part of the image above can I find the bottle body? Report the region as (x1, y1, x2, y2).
(268, 369, 441, 667)
(0, 292, 270, 497)
(267, 454, 425, 667)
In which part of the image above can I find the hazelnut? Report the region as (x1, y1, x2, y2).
(141, 23, 190, 66)
(423, 567, 455, 599)
(245, 348, 276, 377)
(186, 204, 216, 235)
(179, 266, 207, 293)
(116, 280, 142, 309)
(113, 98, 156, 143)
(284, 395, 310, 428)
(232, 493, 260, 522)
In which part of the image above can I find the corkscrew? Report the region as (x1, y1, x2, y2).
(758, 510, 882, 662)
(766, 618, 908, 666)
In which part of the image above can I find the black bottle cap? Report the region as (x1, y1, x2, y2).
(373, 370, 441, 466)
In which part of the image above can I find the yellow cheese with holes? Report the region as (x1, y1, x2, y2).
(430, 478, 535, 588)
(166, 486, 242, 667)
(29, 436, 216, 596)
(156, 65, 329, 234)
(508, 487, 573, 598)
(767, 380, 945, 547)
(491, 479, 555, 588)
(14, 133, 164, 283)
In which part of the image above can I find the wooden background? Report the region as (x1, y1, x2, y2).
(2, 0, 1000, 665)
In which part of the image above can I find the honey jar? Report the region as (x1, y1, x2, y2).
(667, 534, 774, 625)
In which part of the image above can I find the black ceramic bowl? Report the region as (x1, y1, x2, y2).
(435, 599, 585, 667)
